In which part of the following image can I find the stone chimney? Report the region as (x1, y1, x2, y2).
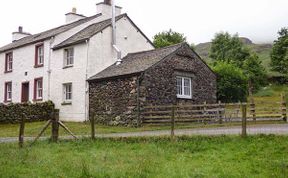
(65, 7, 86, 24)
(12, 26, 31, 42)
(96, 0, 122, 17)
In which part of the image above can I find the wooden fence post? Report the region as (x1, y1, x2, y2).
(218, 101, 223, 124)
(241, 103, 247, 137)
(250, 97, 256, 122)
(281, 93, 287, 121)
(19, 117, 25, 148)
(91, 112, 95, 140)
(171, 105, 175, 140)
(51, 109, 59, 142)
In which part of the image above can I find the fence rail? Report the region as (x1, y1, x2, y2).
(143, 98, 287, 125)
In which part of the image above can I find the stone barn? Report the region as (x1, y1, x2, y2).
(88, 43, 217, 126)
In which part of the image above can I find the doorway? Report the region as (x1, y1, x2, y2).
(21, 82, 29, 103)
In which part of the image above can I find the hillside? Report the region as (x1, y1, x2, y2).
(194, 37, 276, 76)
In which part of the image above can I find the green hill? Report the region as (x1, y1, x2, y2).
(194, 37, 277, 76)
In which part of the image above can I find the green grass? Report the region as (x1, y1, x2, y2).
(253, 84, 288, 102)
(0, 135, 287, 178)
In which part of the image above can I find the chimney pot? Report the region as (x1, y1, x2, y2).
(18, 26, 23, 33)
(72, 7, 77, 13)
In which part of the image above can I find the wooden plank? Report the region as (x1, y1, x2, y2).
(58, 121, 77, 139)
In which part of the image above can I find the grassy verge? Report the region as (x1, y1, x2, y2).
(0, 135, 287, 178)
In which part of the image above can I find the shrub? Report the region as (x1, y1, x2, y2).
(213, 62, 248, 102)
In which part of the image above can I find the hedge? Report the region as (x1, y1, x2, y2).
(0, 101, 55, 123)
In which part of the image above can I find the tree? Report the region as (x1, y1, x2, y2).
(212, 61, 248, 102)
(209, 32, 250, 67)
(242, 54, 267, 92)
(270, 27, 288, 76)
(153, 29, 187, 48)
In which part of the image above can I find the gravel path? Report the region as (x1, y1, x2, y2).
(1, 124, 287, 143)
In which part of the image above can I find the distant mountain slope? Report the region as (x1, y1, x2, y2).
(194, 37, 275, 75)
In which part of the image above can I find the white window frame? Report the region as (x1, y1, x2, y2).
(37, 45, 44, 65)
(35, 79, 43, 100)
(176, 76, 192, 99)
(63, 83, 72, 102)
(6, 82, 12, 101)
(64, 48, 74, 67)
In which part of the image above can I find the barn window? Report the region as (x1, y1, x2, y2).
(176, 76, 192, 99)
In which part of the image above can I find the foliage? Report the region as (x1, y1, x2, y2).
(242, 54, 267, 91)
(0, 135, 287, 177)
(212, 61, 248, 102)
(0, 101, 55, 123)
(209, 32, 250, 67)
(153, 29, 187, 48)
(271, 27, 288, 76)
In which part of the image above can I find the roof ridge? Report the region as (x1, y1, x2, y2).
(53, 13, 127, 50)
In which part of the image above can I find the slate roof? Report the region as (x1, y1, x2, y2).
(53, 14, 127, 50)
(88, 43, 186, 81)
(0, 13, 102, 53)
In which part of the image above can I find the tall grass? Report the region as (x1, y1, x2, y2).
(0, 135, 287, 178)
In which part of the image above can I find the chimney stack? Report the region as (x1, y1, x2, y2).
(104, 0, 111, 5)
(96, 0, 122, 17)
(65, 7, 86, 24)
(12, 26, 31, 42)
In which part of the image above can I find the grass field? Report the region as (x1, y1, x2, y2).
(0, 135, 287, 178)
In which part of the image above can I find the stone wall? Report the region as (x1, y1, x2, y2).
(0, 101, 55, 123)
(143, 47, 217, 106)
(89, 75, 140, 127)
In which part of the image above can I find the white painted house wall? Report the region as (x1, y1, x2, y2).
(0, 3, 154, 122)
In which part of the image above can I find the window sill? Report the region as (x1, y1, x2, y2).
(4, 100, 12, 104)
(63, 65, 73, 69)
(33, 99, 43, 102)
(4, 70, 12, 74)
(61, 102, 72, 106)
(177, 95, 192, 100)
(34, 64, 44, 68)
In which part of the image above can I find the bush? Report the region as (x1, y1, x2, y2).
(213, 62, 248, 102)
(0, 101, 55, 123)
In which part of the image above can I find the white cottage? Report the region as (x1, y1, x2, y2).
(0, 0, 154, 121)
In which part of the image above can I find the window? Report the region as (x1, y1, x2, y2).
(34, 78, 43, 100)
(64, 48, 74, 67)
(63, 83, 72, 102)
(35, 44, 44, 67)
(5, 52, 13, 73)
(176, 76, 192, 99)
(4, 82, 12, 102)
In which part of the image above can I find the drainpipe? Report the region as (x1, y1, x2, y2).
(85, 39, 90, 121)
(47, 37, 54, 100)
(111, 0, 122, 65)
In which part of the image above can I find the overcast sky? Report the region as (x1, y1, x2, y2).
(0, 0, 287, 47)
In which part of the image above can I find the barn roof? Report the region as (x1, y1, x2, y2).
(88, 43, 186, 81)
(0, 13, 102, 53)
